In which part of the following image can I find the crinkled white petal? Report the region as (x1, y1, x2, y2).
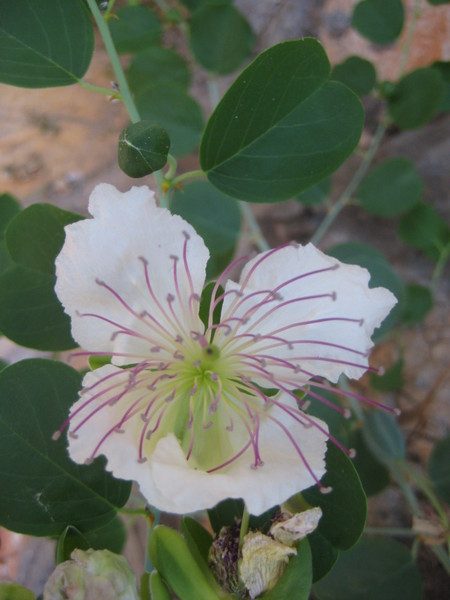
(147, 394, 327, 515)
(55, 184, 209, 364)
(67, 370, 327, 515)
(219, 243, 397, 384)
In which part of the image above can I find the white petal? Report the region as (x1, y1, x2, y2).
(218, 243, 397, 384)
(147, 393, 328, 515)
(55, 184, 209, 363)
(67, 367, 327, 515)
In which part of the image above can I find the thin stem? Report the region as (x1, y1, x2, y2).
(401, 463, 448, 526)
(208, 77, 221, 109)
(164, 155, 178, 181)
(119, 506, 149, 517)
(431, 245, 450, 289)
(78, 80, 118, 96)
(310, 120, 387, 245)
(431, 545, 450, 576)
(104, 0, 116, 18)
(391, 464, 423, 517)
(171, 169, 206, 187)
(239, 202, 271, 252)
(86, 0, 140, 123)
(364, 527, 418, 537)
(397, 0, 422, 78)
(239, 506, 251, 549)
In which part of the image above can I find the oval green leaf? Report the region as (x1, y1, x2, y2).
(128, 48, 191, 95)
(56, 516, 127, 564)
(136, 83, 203, 157)
(326, 243, 405, 339)
(351, 0, 404, 45)
(6, 204, 82, 274)
(296, 177, 331, 206)
(0, 0, 94, 88)
(190, 3, 255, 74)
(429, 435, 450, 504)
(397, 203, 450, 262)
(148, 525, 222, 600)
(387, 68, 444, 130)
(313, 538, 423, 600)
(171, 181, 241, 262)
(357, 158, 423, 216)
(308, 530, 339, 582)
(0, 359, 131, 536)
(431, 61, 450, 112)
(200, 39, 364, 202)
(109, 6, 162, 54)
(401, 284, 433, 326)
(350, 429, 391, 497)
(0, 193, 21, 239)
(149, 572, 171, 600)
(331, 56, 377, 96)
(362, 411, 405, 467)
(118, 121, 170, 178)
(0, 583, 34, 600)
(261, 538, 312, 600)
(0, 265, 75, 350)
(302, 443, 367, 551)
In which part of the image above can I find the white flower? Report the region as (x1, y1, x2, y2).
(54, 184, 397, 515)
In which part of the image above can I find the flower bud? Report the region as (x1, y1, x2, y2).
(43, 548, 139, 600)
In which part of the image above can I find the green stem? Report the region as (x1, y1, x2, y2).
(104, 0, 116, 18)
(397, 0, 422, 78)
(118, 506, 149, 517)
(364, 527, 418, 537)
(431, 245, 450, 289)
(78, 80, 118, 96)
(86, 0, 140, 123)
(239, 506, 251, 549)
(171, 169, 206, 187)
(431, 545, 450, 576)
(310, 120, 387, 245)
(239, 202, 271, 252)
(400, 463, 448, 526)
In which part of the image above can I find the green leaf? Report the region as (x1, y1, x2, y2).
(207, 497, 278, 535)
(128, 48, 191, 95)
(307, 530, 339, 582)
(331, 56, 377, 96)
(261, 538, 312, 600)
(0, 583, 34, 600)
(313, 538, 423, 600)
(0, 265, 75, 350)
(350, 430, 390, 496)
(109, 6, 162, 54)
(370, 358, 404, 392)
(0, 193, 21, 276)
(200, 39, 364, 203)
(0, 359, 131, 536)
(172, 181, 241, 260)
(429, 435, 450, 504)
(0, 360, 8, 372)
(357, 158, 423, 217)
(136, 83, 203, 157)
(387, 68, 445, 130)
(431, 61, 450, 111)
(351, 0, 404, 45)
(303, 443, 367, 550)
(326, 243, 406, 338)
(397, 203, 450, 262)
(362, 411, 405, 467)
(0, 193, 21, 240)
(5, 204, 82, 274)
(148, 525, 222, 600)
(55, 516, 127, 563)
(0, 0, 94, 88)
(401, 284, 433, 326)
(296, 177, 331, 206)
(181, 517, 219, 591)
(190, 3, 254, 74)
(149, 572, 171, 600)
(199, 281, 224, 333)
(118, 121, 170, 178)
